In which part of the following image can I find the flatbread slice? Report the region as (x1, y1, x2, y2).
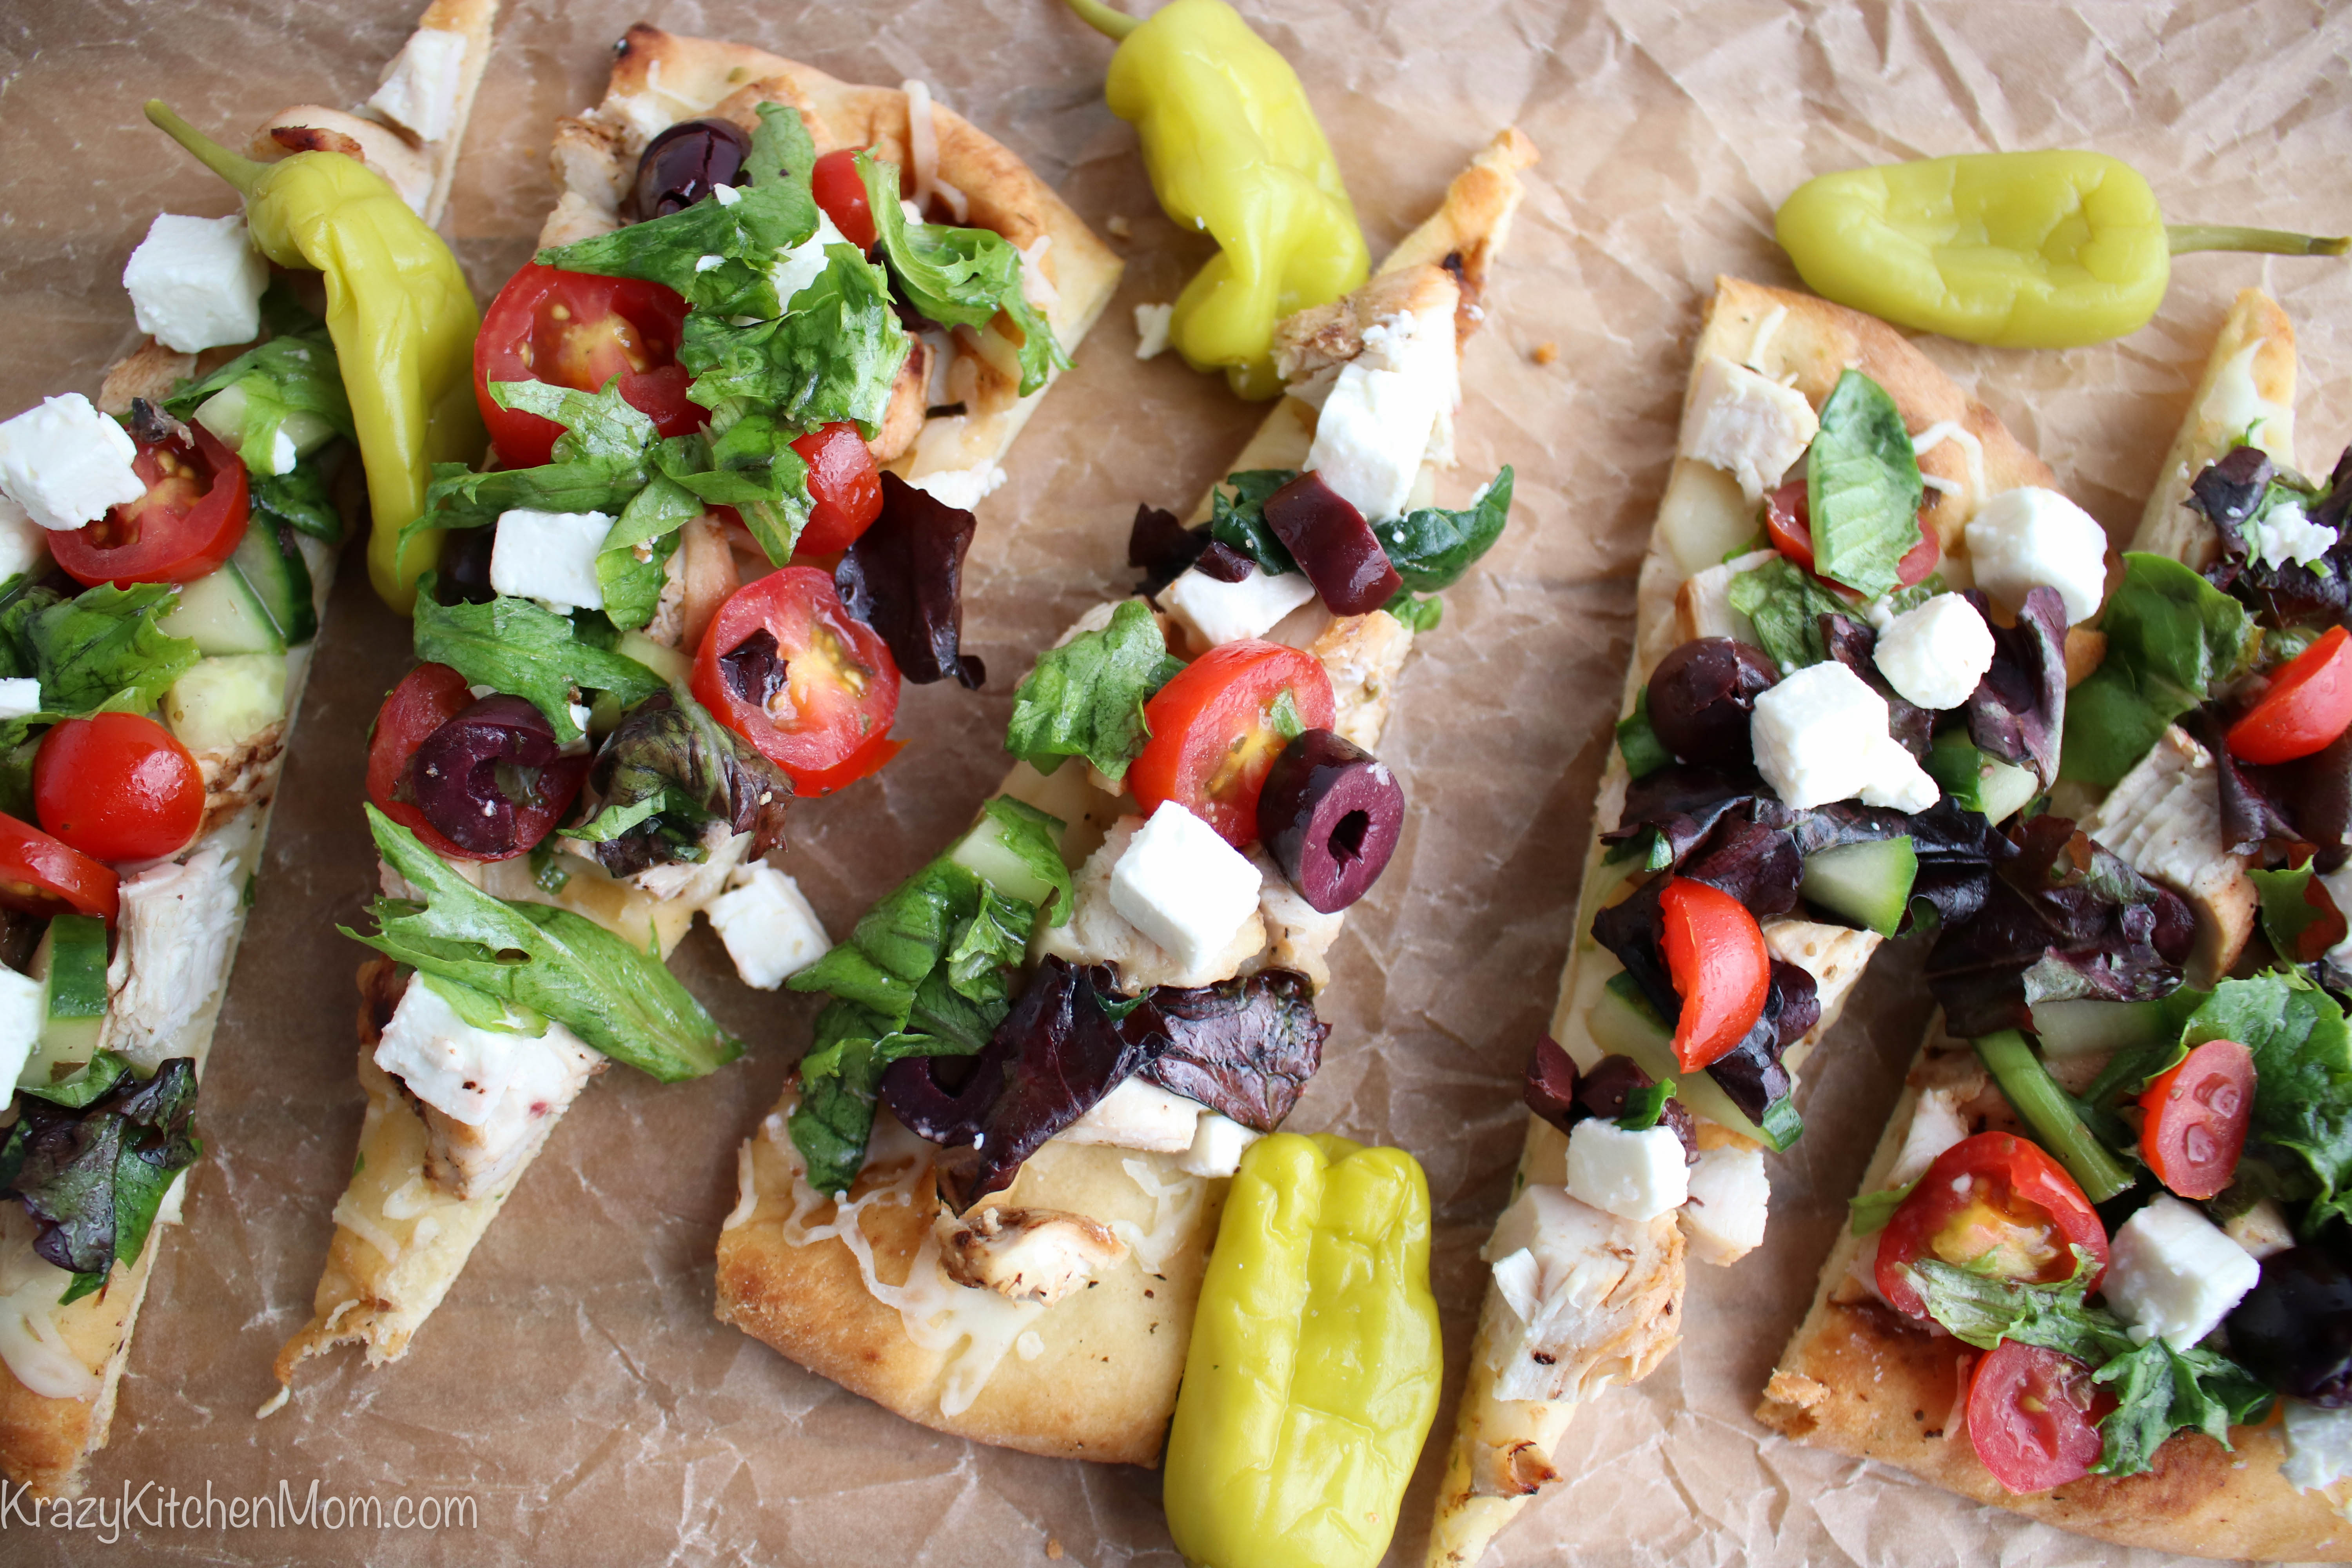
(713, 129, 1537, 1468)
(1757, 290, 2352, 1561)
(1427, 278, 2056, 1568)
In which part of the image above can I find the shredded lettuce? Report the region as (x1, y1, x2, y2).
(1004, 599, 1185, 782)
(410, 585, 665, 743)
(1727, 554, 1854, 670)
(676, 248, 908, 439)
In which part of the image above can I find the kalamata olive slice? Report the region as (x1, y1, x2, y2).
(437, 525, 497, 605)
(1577, 1053, 1697, 1158)
(1523, 1034, 1580, 1135)
(880, 1048, 1002, 1147)
(403, 695, 583, 858)
(633, 118, 753, 220)
(1262, 471, 1404, 617)
(1646, 637, 1780, 766)
(1257, 727, 1406, 913)
(719, 628, 786, 708)
(2226, 1242, 2352, 1405)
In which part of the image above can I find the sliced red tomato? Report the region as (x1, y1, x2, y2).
(1657, 876, 1771, 1071)
(1877, 1132, 2109, 1318)
(0, 813, 119, 923)
(1965, 1340, 2112, 1494)
(2138, 1038, 2255, 1200)
(52, 419, 249, 587)
(475, 263, 701, 469)
(1130, 641, 1337, 847)
(786, 422, 885, 557)
(812, 148, 878, 250)
(1763, 479, 1938, 592)
(366, 662, 479, 861)
(31, 713, 204, 863)
(2229, 626, 2352, 765)
(691, 567, 900, 795)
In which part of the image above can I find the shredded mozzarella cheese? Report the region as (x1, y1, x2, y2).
(901, 80, 970, 224)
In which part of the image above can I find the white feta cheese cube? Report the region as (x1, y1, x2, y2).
(0, 493, 47, 580)
(702, 862, 830, 990)
(123, 214, 268, 354)
(365, 26, 468, 142)
(1564, 1118, 1690, 1222)
(1134, 301, 1174, 360)
(1679, 1143, 1769, 1265)
(0, 395, 145, 531)
(0, 679, 40, 722)
(2103, 1194, 2260, 1350)
(1178, 1112, 1262, 1177)
(1305, 308, 1458, 524)
(2247, 498, 2339, 571)
(770, 210, 850, 308)
(907, 463, 1007, 512)
(490, 508, 612, 613)
(1872, 592, 1995, 711)
(1058, 1076, 1202, 1153)
(372, 976, 593, 1129)
(1964, 485, 2109, 625)
(0, 963, 42, 1093)
(1107, 801, 1263, 974)
(1751, 659, 1939, 812)
(1160, 563, 1317, 648)
(2284, 1400, 2352, 1494)
(1680, 354, 1819, 504)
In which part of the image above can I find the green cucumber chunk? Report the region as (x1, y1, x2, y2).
(2029, 997, 2171, 1060)
(25, 914, 108, 1078)
(164, 654, 287, 754)
(1799, 836, 1918, 936)
(1925, 730, 2038, 825)
(1589, 971, 1802, 1151)
(232, 518, 318, 646)
(159, 564, 283, 657)
(948, 809, 1061, 911)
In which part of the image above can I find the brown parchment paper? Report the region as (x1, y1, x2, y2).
(3, 0, 2351, 1562)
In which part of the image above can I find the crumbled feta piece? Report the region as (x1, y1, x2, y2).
(1963, 485, 2109, 625)
(1679, 1143, 1768, 1265)
(1134, 301, 1174, 360)
(1680, 354, 1819, 504)
(0, 964, 42, 1092)
(907, 463, 1006, 512)
(490, 508, 612, 613)
(123, 214, 269, 354)
(0, 394, 145, 531)
(1179, 1112, 1261, 1178)
(1160, 563, 1316, 648)
(702, 861, 829, 990)
(365, 25, 468, 142)
(0, 494, 45, 581)
(1750, 659, 1939, 812)
(373, 976, 594, 1128)
(695, 254, 726, 273)
(770, 210, 849, 308)
(1058, 1076, 1202, 1153)
(2221, 1196, 2296, 1261)
(1873, 592, 1995, 711)
(711, 183, 742, 207)
(1305, 307, 1458, 523)
(2103, 1194, 2259, 1350)
(0, 679, 40, 722)
(1564, 1119, 1690, 1221)
(1107, 802, 1263, 974)
(2284, 1399, 2352, 1494)
(2247, 498, 2339, 571)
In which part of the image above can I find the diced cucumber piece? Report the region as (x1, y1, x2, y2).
(193, 383, 338, 475)
(1925, 731, 2038, 824)
(2029, 997, 2169, 1060)
(25, 915, 107, 1078)
(160, 565, 283, 656)
(232, 519, 318, 646)
(949, 808, 1062, 910)
(1799, 837, 1918, 936)
(1589, 971, 1800, 1151)
(618, 630, 692, 687)
(164, 654, 287, 754)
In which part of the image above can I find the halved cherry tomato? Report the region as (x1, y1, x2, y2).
(2228, 625, 2352, 765)
(786, 422, 885, 557)
(1877, 1131, 2109, 1318)
(1762, 479, 1938, 592)
(812, 148, 878, 250)
(1657, 876, 1771, 1071)
(52, 419, 249, 587)
(475, 263, 701, 469)
(33, 713, 204, 862)
(1129, 641, 1337, 847)
(691, 567, 900, 795)
(2138, 1038, 2255, 1200)
(1965, 1340, 2113, 1495)
(0, 813, 119, 924)
(367, 662, 479, 861)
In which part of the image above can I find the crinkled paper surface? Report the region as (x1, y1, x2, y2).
(2, 0, 2349, 1563)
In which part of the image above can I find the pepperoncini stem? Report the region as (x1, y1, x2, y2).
(144, 100, 269, 197)
(1062, 0, 1141, 40)
(2167, 224, 2352, 258)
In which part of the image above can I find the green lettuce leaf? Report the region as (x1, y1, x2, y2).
(161, 327, 353, 475)
(1383, 589, 1443, 631)
(421, 379, 659, 532)
(1616, 687, 1673, 779)
(351, 808, 740, 1082)
(1846, 1180, 1915, 1236)
(1381, 468, 1515, 591)
(1, 580, 199, 716)
(789, 858, 986, 1027)
(1727, 554, 1855, 670)
(1004, 599, 1185, 782)
(971, 797, 1074, 926)
(251, 459, 344, 543)
(2062, 554, 2256, 788)
(1207, 468, 1299, 574)
(944, 884, 1035, 1007)
(1807, 369, 1924, 599)
(594, 472, 701, 632)
(410, 586, 666, 743)
(789, 1000, 984, 1196)
(535, 146, 820, 320)
(676, 245, 909, 439)
(659, 413, 817, 565)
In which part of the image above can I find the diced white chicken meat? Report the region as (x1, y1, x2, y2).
(1480, 1183, 1685, 1403)
(1056, 1076, 1203, 1154)
(2084, 724, 2255, 987)
(1760, 917, 1882, 1061)
(103, 846, 242, 1070)
(1680, 355, 1820, 505)
(408, 1044, 603, 1200)
(1886, 1085, 1973, 1189)
(1675, 548, 1775, 645)
(1679, 1142, 1769, 1265)
(933, 1205, 1130, 1306)
(1310, 610, 1415, 753)
(1037, 817, 1266, 990)
(1249, 846, 1346, 989)
(1272, 265, 1463, 385)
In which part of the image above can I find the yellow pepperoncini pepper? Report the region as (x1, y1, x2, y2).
(1066, 0, 1369, 399)
(1163, 1132, 1441, 1568)
(1777, 150, 2347, 350)
(147, 101, 485, 614)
